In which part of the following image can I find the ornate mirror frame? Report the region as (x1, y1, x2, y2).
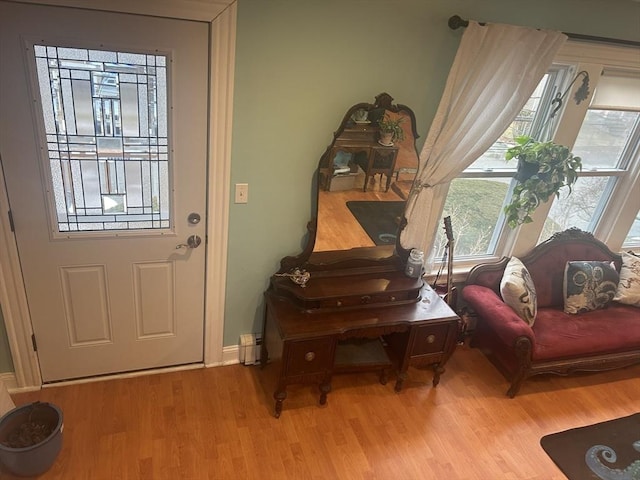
(279, 93, 420, 275)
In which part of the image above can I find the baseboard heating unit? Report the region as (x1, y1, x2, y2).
(239, 333, 262, 365)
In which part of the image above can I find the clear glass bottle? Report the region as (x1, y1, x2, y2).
(405, 249, 424, 278)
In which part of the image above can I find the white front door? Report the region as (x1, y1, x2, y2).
(0, 2, 209, 382)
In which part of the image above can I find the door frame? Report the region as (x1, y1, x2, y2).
(0, 0, 236, 389)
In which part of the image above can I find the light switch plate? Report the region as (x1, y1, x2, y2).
(235, 183, 248, 203)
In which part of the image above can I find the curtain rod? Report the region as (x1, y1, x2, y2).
(448, 15, 640, 48)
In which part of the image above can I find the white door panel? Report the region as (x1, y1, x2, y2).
(0, 2, 208, 381)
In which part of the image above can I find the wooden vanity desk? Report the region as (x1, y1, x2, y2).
(260, 93, 460, 418)
(262, 273, 459, 417)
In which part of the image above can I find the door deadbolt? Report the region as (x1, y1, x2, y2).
(187, 212, 201, 225)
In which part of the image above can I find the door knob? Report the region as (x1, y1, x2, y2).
(176, 235, 202, 249)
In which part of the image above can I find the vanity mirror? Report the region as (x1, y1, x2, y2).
(280, 93, 420, 273)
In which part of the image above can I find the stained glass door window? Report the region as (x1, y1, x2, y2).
(33, 45, 170, 232)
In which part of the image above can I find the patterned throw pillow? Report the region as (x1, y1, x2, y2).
(613, 251, 640, 307)
(563, 261, 619, 314)
(500, 257, 537, 325)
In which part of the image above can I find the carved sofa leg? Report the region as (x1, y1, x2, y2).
(507, 336, 533, 398)
(507, 374, 525, 398)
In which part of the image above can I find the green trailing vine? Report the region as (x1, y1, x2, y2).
(504, 135, 582, 228)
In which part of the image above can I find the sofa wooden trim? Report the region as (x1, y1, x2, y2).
(466, 229, 622, 292)
(464, 228, 640, 397)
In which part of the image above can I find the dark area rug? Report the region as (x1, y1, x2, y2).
(346, 201, 405, 246)
(540, 413, 640, 480)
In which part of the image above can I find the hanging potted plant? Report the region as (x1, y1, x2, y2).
(377, 114, 405, 146)
(503, 135, 582, 228)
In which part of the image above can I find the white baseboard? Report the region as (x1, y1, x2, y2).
(211, 344, 240, 367)
(3, 344, 243, 392)
(0, 372, 33, 394)
(217, 342, 261, 367)
(0, 372, 16, 390)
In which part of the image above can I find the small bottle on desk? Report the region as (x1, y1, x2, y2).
(404, 249, 424, 278)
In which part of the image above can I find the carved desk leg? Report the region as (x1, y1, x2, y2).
(379, 369, 388, 385)
(319, 376, 331, 406)
(273, 388, 287, 419)
(394, 371, 408, 392)
(432, 364, 445, 387)
(384, 172, 393, 191)
(260, 342, 269, 367)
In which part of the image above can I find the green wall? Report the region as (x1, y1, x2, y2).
(224, 0, 640, 345)
(0, 0, 638, 372)
(0, 305, 14, 373)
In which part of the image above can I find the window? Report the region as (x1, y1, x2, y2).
(434, 43, 640, 269)
(541, 70, 640, 242)
(623, 214, 640, 248)
(434, 69, 568, 259)
(541, 108, 639, 241)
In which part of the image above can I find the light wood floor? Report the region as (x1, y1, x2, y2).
(6, 344, 640, 480)
(316, 176, 405, 252)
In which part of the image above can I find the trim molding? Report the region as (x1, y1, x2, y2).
(0, 160, 42, 388)
(204, 1, 235, 368)
(557, 41, 640, 69)
(10, 0, 235, 22)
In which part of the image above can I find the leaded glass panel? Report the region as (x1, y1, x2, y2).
(33, 45, 170, 232)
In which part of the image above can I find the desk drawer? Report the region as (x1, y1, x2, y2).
(371, 147, 398, 168)
(338, 126, 376, 142)
(318, 289, 420, 309)
(411, 324, 451, 355)
(285, 338, 334, 377)
(319, 293, 401, 309)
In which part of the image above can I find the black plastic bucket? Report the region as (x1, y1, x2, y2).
(0, 402, 63, 477)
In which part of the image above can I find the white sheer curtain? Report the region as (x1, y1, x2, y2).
(400, 21, 567, 258)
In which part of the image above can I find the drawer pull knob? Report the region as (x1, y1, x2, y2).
(336, 300, 342, 307)
(426, 334, 436, 344)
(390, 296, 396, 301)
(361, 295, 371, 304)
(305, 352, 316, 362)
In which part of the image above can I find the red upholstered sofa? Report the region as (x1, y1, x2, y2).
(462, 228, 640, 397)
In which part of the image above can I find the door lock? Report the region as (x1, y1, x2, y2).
(176, 235, 202, 249)
(187, 212, 201, 225)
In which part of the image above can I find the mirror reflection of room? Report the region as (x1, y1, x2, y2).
(315, 94, 419, 252)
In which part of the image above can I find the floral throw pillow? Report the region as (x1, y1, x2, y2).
(563, 261, 619, 314)
(613, 251, 640, 307)
(500, 257, 537, 326)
